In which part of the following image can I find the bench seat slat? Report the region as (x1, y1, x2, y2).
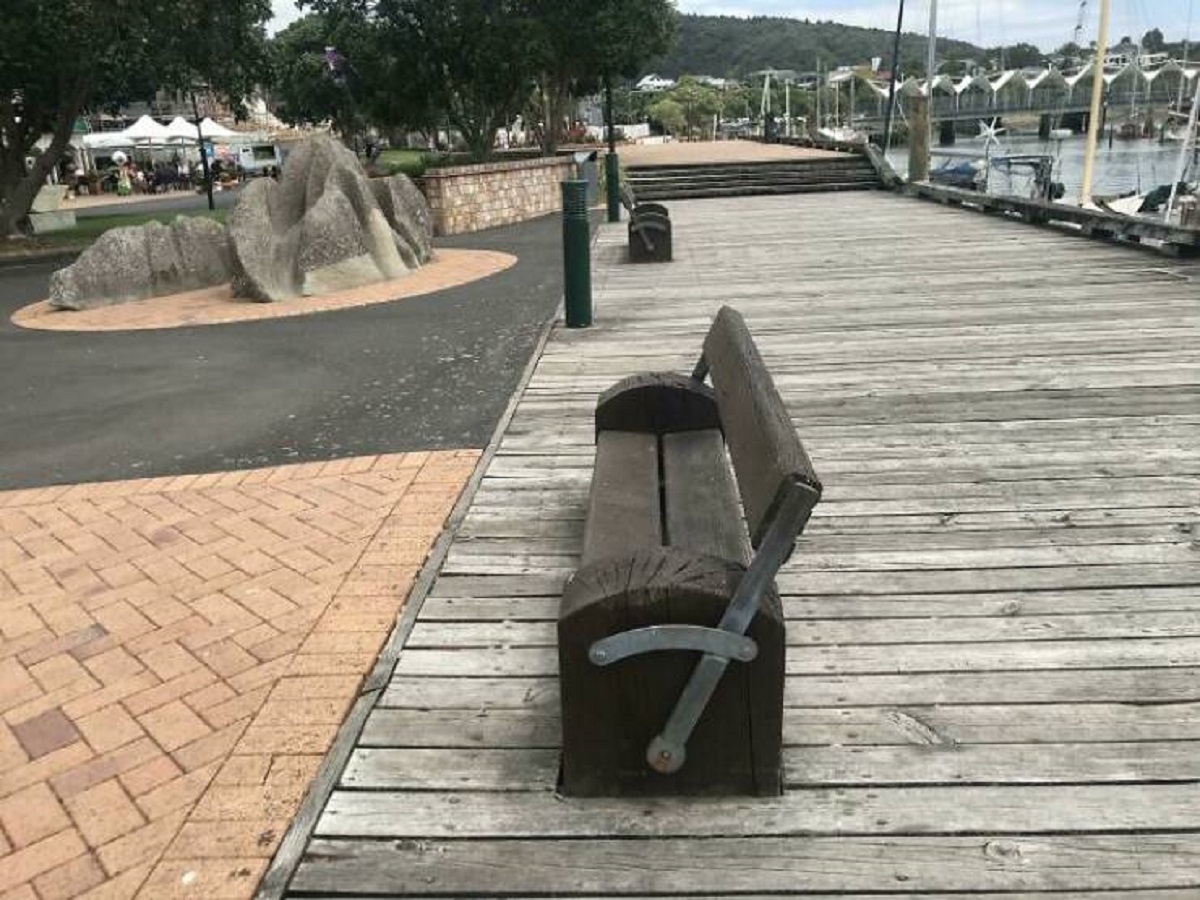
(581, 430, 662, 566)
(662, 430, 750, 566)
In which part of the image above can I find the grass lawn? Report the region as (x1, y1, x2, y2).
(376, 148, 432, 177)
(0, 208, 230, 258)
(377, 148, 429, 167)
(40, 208, 228, 245)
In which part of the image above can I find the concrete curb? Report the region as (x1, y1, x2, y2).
(0, 246, 83, 268)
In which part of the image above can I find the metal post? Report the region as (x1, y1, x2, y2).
(882, 0, 906, 152)
(191, 91, 215, 211)
(784, 81, 791, 137)
(604, 79, 620, 223)
(1081, 0, 1111, 204)
(562, 180, 592, 328)
(908, 94, 931, 181)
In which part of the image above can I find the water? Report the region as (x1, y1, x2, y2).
(887, 134, 1191, 199)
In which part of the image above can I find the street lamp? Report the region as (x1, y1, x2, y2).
(190, 90, 215, 211)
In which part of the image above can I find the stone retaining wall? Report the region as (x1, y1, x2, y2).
(420, 157, 573, 235)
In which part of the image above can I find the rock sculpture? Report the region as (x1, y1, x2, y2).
(47, 134, 433, 310)
(49, 217, 231, 310)
(228, 135, 432, 301)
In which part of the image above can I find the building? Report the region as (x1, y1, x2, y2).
(635, 74, 676, 92)
(693, 76, 735, 89)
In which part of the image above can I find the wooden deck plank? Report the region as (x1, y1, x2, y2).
(361, 702, 1200, 747)
(342, 741, 1200, 788)
(315, 783, 1200, 836)
(420, 585, 1200, 622)
(283, 191, 1200, 897)
(292, 835, 1200, 895)
(379, 667, 1200, 708)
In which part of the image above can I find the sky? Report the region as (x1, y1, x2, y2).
(268, 0, 1196, 52)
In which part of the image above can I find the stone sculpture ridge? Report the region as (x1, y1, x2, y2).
(49, 217, 231, 310)
(228, 135, 432, 302)
(47, 134, 433, 310)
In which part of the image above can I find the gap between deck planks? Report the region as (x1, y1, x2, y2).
(285, 191, 1200, 898)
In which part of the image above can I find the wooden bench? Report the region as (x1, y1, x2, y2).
(620, 182, 672, 263)
(558, 306, 822, 797)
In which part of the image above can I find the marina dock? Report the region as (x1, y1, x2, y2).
(277, 191, 1200, 896)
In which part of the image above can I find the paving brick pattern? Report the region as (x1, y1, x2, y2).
(12, 249, 516, 333)
(0, 450, 478, 898)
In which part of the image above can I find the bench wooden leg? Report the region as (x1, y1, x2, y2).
(559, 548, 785, 797)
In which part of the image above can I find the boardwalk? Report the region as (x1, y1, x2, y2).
(285, 192, 1200, 896)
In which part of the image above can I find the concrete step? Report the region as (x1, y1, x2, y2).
(630, 181, 881, 201)
(624, 156, 882, 201)
(623, 157, 868, 174)
(627, 171, 879, 187)
(627, 168, 876, 184)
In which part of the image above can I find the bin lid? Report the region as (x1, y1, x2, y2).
(573, 150, 598, 163)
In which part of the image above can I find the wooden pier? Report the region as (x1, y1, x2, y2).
(279, 191, 1200, 897)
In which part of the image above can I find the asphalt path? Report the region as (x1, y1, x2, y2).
(0, 214, 578, 490)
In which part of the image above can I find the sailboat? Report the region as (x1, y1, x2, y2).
(1076, 0, 1200, 223)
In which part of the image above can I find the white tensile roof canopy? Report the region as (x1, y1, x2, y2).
(121, 115, 171, 141)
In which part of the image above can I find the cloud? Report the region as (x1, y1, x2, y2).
(270, 0, 305, 33)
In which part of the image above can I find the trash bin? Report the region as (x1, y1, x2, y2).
(574, 150, 599, 205)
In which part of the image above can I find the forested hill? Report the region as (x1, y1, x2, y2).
(649, 14, 989, 78)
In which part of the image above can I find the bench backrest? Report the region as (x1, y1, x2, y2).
(700, 306, 822, 547)
(619, 181, 637, 212)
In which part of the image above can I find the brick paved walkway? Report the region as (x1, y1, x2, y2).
(0, 450, 477, 898)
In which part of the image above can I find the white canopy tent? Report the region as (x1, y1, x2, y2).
(121, 115, 172, 142)
(198, 117, 237, 138)
(80, 132, 134, 150)
(165, 116, 199, 141)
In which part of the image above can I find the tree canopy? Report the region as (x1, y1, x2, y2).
(270, 11, 391, 140)
(291, 0, 676, 158)
(0, 0, 271, 234)
(649, 13, 988, 80)
(526, 0, 676, 152)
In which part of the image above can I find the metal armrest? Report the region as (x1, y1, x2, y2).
(589, 624, 757, 667)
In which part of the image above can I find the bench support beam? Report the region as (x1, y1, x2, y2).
(647, 480, 818, 774)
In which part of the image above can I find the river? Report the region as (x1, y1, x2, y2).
(886, 133, 1192, 199)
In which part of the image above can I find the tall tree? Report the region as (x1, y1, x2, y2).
(528, 0, 677, 154)
(668, 77, 718, 139)
(1142, 29, 1166, 54)
(373, 0, 539, 159)
(0, 0, 270, 235)
(270, 12, 392, 142)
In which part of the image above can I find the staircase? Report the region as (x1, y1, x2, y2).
(625, 154, 882, 202)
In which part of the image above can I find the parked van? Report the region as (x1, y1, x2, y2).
(235, 143, 282, 175)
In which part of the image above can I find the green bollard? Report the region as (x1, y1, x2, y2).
(562, 179, 592, 328)
(605, 152, 620, 223)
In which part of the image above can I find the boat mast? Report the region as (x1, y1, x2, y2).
(785, 79, 791, 137)
(1165, 75, 1200, 222)
(926, 0, 938, 156)
(882, 0, 906, 151)
(761, 70, 771, 133)
(1178, 0, 1194, 114)
(816, 61, 822, 131)
(1080, 0, 1111, 204)
(849, 72, 856, 130)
